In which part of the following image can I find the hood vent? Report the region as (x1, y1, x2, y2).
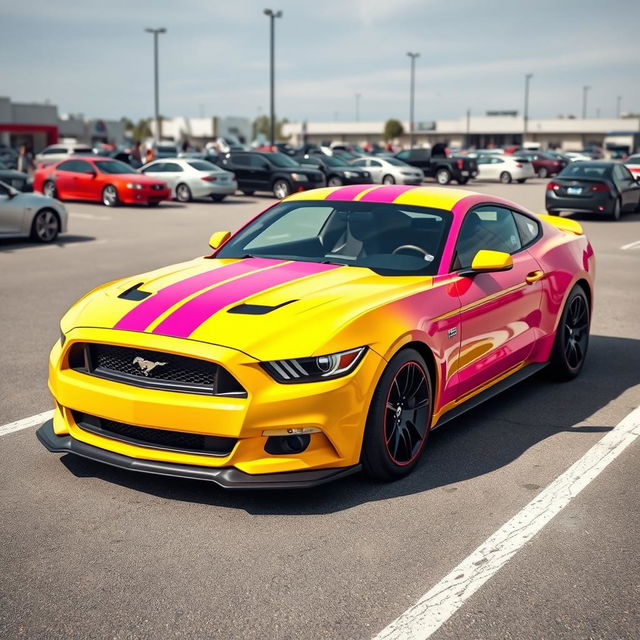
(118, 283, 152, 301)
(228, 300, 297, 315)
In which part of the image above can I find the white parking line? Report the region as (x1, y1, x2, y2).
(373, 404, 640, 640)
(0, 410, 54, 437)
(70, 212, 111, 220)
(621, 240, 640, 251)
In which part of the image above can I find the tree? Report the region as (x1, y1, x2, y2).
(384, 118, 404, 142)
(131, 119, 152, 142)
(120, 117, 135, 132)
(252, 115, 289, 141)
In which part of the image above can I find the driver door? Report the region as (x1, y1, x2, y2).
(451, 206, 544, 400)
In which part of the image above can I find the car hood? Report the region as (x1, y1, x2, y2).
(61, 257, 436, 360)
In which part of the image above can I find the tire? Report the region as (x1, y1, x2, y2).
(547, 210, 560, 216)
(382, 174, 395, 185)
(457, 177, 469, 185)
(176, 183, 192, 202)
(241, 189, 255, 196)
(361, 348, 433, 481)
(435, 168, 451, 185)
(102, 185, 119, 207)
(43, 181, 57, 199)
(517, 178, 527, 184)
(211, 194, 227, 202)
(538, 167, 548, 178)
(273, 179, 291, 199)
(547, 285, 590, 381)
(499, 171, 512, 184)
(328, 176, 343, 187)
(609, 197, 621, 221)
(30, 208, 59, 243)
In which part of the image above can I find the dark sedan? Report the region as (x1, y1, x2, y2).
(295, 153, 371, 186)
(546, 161, 640, 221)
(519, 151, 566, 178)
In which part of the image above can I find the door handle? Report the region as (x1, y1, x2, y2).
(525, 270, 544, 284)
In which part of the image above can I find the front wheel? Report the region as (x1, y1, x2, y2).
(328, 176, 343, 187)
(435, 168, 451, 185)
(382, 174, 395, 185)
(538, 167, 548, 178)
(30, 209, 59, 243)
(273, 179, 291, 199)
(500, 171, 512, 184)
(547, 285, 590, 381)
(361, 348, 433, 481)
(102, 185, 119, 207)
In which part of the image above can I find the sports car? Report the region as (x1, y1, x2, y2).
(37, 185, 595, 488)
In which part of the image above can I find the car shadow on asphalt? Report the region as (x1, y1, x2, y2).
(0, 234, 96, 252)
(60, 334, 639, 514)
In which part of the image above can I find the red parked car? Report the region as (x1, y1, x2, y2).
(33, 157, 171, 207)
(518, 151, 567, 178)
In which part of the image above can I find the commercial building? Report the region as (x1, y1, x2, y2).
(149, 116, 252, 147)
(282, 115, 640, 153)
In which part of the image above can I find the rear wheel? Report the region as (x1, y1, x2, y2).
(328, 176, 343, 187)
(362, 348, 433, 481)
(538, 167, 548, 178)
(500, 171, 512, 184)
(435, 168, 451, 185)
(382, 174, 395, 185)
(176, 183, 192, 202)
(547, 285, 590, 381)
(211, 194, 226, 202)
(273, 179, 291, 199)
(43, 181, 57, 199)
(102, 185, 119, 207)
(30, 208, 59, 243)
(609, 197, 621, 221)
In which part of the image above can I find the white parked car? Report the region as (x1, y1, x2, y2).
(564, 152, 591, 163)
(140, 158, 237, 202)
(350, 157, 423, 185)
(35, 143, 94, 167)
(0, 180, 68, 242)
(475, 155, 536, 184)
(624, 154, 640, 178)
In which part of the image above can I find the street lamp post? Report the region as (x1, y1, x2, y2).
(582, 85, 590, 119)
(407, 52, 420, 149)
(264, 9, 282, 149)
(523, 73, 533, 148)
(145, 27, 167, 145)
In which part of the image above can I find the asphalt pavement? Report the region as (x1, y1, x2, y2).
(1, 179, 639, 639)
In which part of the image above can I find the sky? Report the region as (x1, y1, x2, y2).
(1, 0, 639, 124)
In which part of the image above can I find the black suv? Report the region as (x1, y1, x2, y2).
(295, 153, 371, 186)
(216, 151, 325, 198)
(395, 143, 478, 185)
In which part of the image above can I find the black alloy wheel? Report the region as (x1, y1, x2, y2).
(362, 348, 433, 480)
(548, 285, 590, 380)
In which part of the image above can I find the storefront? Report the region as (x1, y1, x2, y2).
(0, 97, 59, 151)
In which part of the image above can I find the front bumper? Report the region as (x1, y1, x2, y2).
(36, 419, 360, 489)
(121, 188, 171, 205)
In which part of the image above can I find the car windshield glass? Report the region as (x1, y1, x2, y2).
(73, 148, 93, 154)
(264, 153, 299, 168)
(187, 160, 220, 171)
(322, 155, 348, 167)
(384, 158, 408, 167)
(559, 163, 609, 178)
(626, 156, 640, 165)
(95, 160, 135, 174)
(216, 201, 452, 276)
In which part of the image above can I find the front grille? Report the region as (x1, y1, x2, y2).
(69, 343, 247, 397)
(72, 411, 237, 457)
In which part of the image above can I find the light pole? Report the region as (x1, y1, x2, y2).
(355, 93, 361, 122)
(145, 27, 166, 145)
(523, 73, 533, 148)
(264, 9, 282, 149)
(582, 85, 590, 119)
(407, 52, 420, 148)
(616, 95, 622, 118)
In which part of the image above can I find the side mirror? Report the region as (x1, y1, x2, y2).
(209, 230, 231, 250)
(460, 250, 513, 276)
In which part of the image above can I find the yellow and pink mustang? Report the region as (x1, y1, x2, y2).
(38, 185, 595, 488)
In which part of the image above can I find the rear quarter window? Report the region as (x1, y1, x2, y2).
(513, 211, 541, 247)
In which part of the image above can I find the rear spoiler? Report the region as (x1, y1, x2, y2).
(537, 214, 583, 236)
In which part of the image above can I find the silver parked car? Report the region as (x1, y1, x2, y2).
(0, 180, 68, 242)
(140, 158, 238, 202)
(350, 157, 423, 185)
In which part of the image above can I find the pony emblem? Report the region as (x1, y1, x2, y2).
(132, 356, 167, 376)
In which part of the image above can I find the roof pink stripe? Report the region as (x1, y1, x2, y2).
(114, 258, 282, 332)
(358, 185, 416, 202)
(324, 185, 375, 201)
(152, 262, 340, 338)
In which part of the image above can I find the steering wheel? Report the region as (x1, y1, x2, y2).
(392, 244, 430, 258)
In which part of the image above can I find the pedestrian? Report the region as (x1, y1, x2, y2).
(16, 144, 34, 175)
(145, 146, 155, 164)
(131, 141, 142, 163)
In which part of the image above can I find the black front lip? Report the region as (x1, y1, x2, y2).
(36, 420, 360, 490)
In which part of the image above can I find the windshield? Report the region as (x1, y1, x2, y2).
(187, 160, 220, 172)
(626, 156, 640, 165)
(95, 160, 136, 174)
(265, 153, 300, 168)
(216, 201, 451, 275)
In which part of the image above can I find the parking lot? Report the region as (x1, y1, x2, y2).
(1, 179, 639, 639)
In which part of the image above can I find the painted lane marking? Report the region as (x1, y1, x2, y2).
(70, 212, 111, 220)
(373, 404, 640, 640)
(620, 240, 640, 251)
(0, 410, 54, 437)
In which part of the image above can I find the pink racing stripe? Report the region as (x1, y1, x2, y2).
(153, 262, 340, 338)
(114, 258, 282, 332)
(358, 185, 416, 202)
(324, 185, 376, 201)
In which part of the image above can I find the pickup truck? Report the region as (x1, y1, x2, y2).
(394, 143, 478, 185)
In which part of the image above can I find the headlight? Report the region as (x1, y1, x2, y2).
(261, 347, 367, 383)
(126, 183, 144, 189)
(290, 173, 309, 181)
(343, 171, 358, 178)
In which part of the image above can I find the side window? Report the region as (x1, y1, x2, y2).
(57, 160, 79, 172)
(454, 206, 522, 270)
(369, 160, 382, 167)
(163, 162, 182, 172)
(75, 160, 95, 174)
(249, 155, 269, 169)
(231, 154, 250, 167)
(613, 164, 631, 184)
(396, 150, 410, 161)
(43, 147, 64, 155)
(142, 163, 164, 173)
(352, 159, 366, 167)
(512, 211, 540, 247)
